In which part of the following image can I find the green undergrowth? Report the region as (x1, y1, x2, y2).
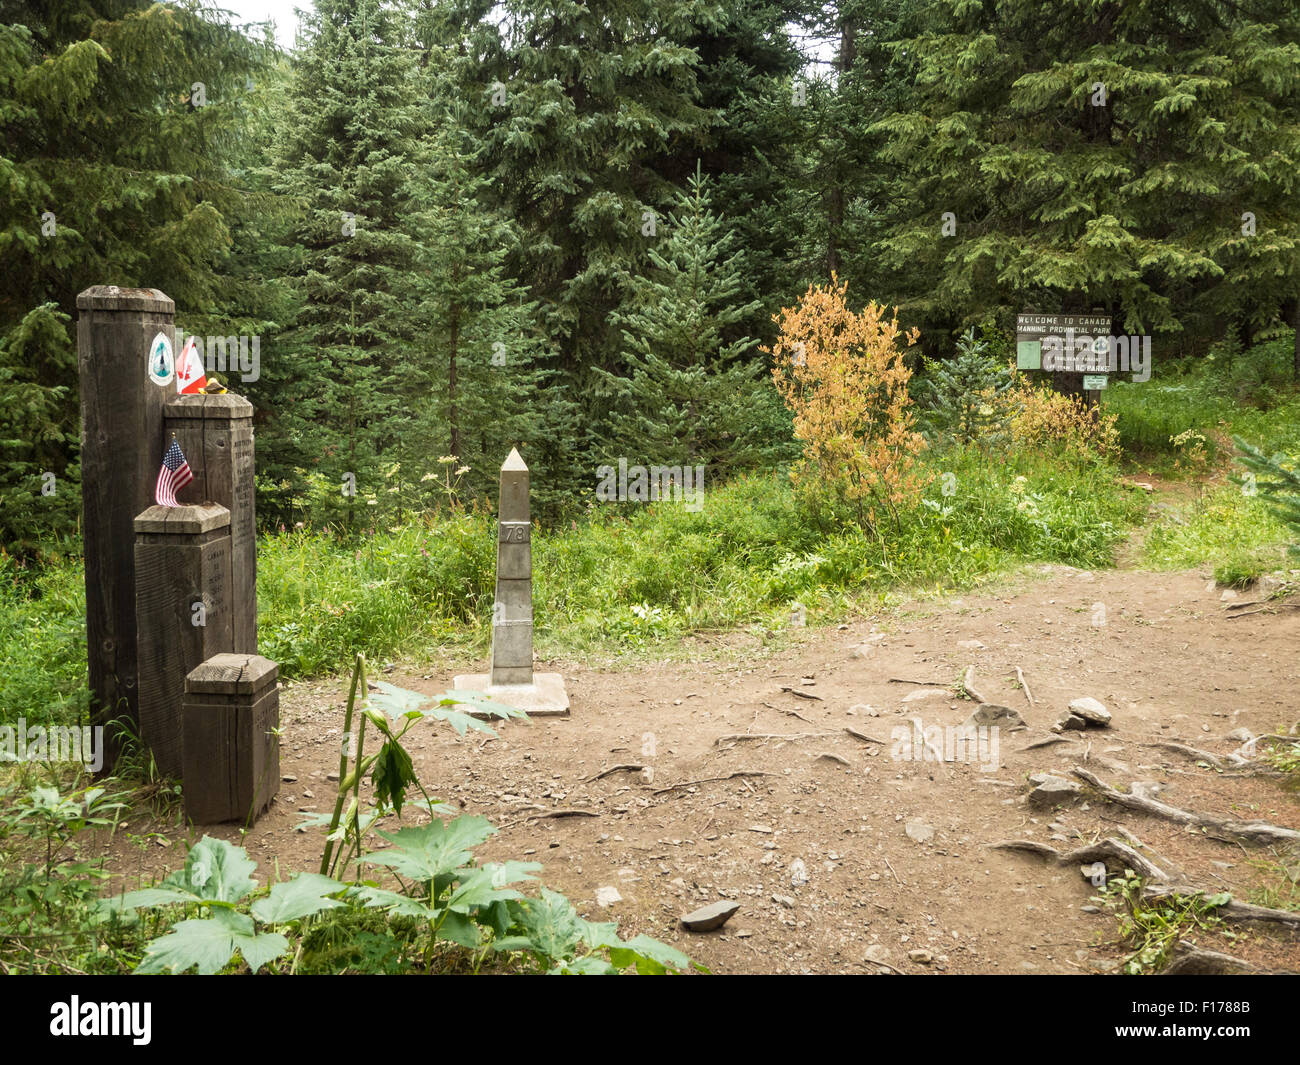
(4, 446, 1142, 727)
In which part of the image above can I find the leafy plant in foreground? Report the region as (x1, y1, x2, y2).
(108, 655, 693, 975)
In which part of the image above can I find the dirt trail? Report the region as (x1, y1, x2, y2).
(107, 562, 1300, 974)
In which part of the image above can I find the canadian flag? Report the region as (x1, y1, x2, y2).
(176, 336, 207, 394)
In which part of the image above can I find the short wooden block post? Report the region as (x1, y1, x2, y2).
(134, 504, 233, 779)
(77, 286, 175, 769)
(164, 394, 258, 652)
(182, 654, 280, 824)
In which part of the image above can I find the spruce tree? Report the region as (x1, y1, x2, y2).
(870, 0, 1300, 346)
(266, 0, 428, 531)
(596, 164, 790, 479)
(0, 1, 272, 549)
(403, 88, 571, 513)
(1235, 438, 1300, 558)
(915, 328, 1012, 447)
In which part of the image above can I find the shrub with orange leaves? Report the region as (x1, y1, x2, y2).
(765, 275, 926, 531)
(998, 370, 1120, 462)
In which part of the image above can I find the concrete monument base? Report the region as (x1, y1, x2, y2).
(452, 672, 570, 718)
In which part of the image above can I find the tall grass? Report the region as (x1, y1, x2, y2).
(2, 444, 1142, 725)
(1103, 330, 1300, 464)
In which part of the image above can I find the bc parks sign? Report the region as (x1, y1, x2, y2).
(1016, 314, 1151, 383)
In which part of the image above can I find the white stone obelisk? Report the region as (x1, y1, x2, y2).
(454, 449, 569, 716)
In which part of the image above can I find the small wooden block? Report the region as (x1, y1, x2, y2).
(183, 654, 280, 824)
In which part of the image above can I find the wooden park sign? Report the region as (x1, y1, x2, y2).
(77, 285, 277, 824)
(1016, 312, 1112, 385)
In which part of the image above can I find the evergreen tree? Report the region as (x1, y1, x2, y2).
(266, 0, 428, 531)
(0, 0, 272, 549)
(914, 327, 1012, 447)
(1234, 437, 1300, 558)
(597, 164, 791, 479)
(403, 88, 571, 513)
(870, 0, 1300, 349)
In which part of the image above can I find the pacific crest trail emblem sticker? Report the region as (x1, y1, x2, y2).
(148, 332, 174, 387)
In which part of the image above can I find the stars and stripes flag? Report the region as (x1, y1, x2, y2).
(155, 439, 194, 507)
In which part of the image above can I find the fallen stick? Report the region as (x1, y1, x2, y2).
(714, 731, 835, 746)
(844, 727, 887, 745)
(962, 665, 989, 704)
(763, 700, 813, 723)
(1072, 767, 1300, 846)
(779, 686, 823, 701)
(888, 677, 952, 687)
(583, 763, 646, 782)
(499, 808, 600, 829)
(1015, 666, 1035, 709)
(652, 770, 776, 796)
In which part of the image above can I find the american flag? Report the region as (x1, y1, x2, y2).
(155, 439, 194, 507)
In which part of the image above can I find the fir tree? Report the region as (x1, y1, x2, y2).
(870, 0, 1300, 347)
(597, 164, 790, 479)
(403, 88, 571, 513)
(266, 0, 428, 531)
(0, 0, 272, 548)
(915, 328, 1012, 447)
(1234, 438, 1300, 558)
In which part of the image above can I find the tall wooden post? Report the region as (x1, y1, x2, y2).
(134, 503, 234, 780)
(165, 394, 258, 652)
(76, 286, 174, 769)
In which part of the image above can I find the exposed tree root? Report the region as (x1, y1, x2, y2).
(652, 770, 777, 796)
(1140, 884, 1300, 932)
(1071, 767, 1300, 848)
(989, 836, 1172, 881)
(990, 837, 1300, 932)
(1162, 942, 1295, 975)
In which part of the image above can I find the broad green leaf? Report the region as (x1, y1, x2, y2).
(251, 873, 348, 924)
(435, 910, 482, 949)
(118, 836, 258, 909)
(551, 955, 619, 975)
(352, 885, 438, 919)
(440, 689, 530, 726)
(620, 934, 690, 969)
(368, 681, 430, 717)
(577, 918, 622, 950)
(442, 862, 540, 914)
(496, 887, 585, 962)
(135, 909, 290, 975)
(362, 815, 496, 882)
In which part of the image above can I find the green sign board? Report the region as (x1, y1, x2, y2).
(1016, 313, 1112, 373)
(1016, 339, 1041, 370)
(1082, 374, 1108, 391)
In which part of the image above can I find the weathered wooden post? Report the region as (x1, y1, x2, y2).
(76, 286, 174, 769)
(134, 503, 233, 779)
(164, 394, 258, 652)
(455, 449, 569, 715)
(182, 653, 280, 824)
